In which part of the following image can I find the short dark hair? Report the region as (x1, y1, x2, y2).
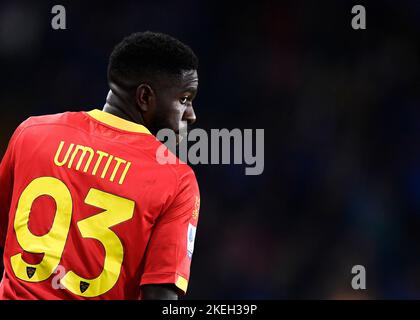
(108, 31, 198, 88)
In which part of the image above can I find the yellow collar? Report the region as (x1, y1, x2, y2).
(87, 109, 152, 135)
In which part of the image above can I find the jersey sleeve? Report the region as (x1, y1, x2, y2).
(0, 124, 24, 248)
(139, 165, 200, 295)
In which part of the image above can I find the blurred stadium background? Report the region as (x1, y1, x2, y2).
(0, 0, 419, 299)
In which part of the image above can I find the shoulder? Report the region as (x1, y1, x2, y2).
(11, 111, 86, 144)
(170, 162, 199, 202)
(19, 111, 83, 129)
(152, 142, 200, 205)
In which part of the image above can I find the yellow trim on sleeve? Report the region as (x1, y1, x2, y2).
(87, 109, 152, 135)
(175, 275, 189, 294)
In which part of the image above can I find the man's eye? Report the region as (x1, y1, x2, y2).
(180, 97, 189, 104)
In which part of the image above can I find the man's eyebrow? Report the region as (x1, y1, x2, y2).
(181, 86, 198, 94)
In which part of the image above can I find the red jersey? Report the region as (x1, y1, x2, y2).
(0, 109, 200, 300)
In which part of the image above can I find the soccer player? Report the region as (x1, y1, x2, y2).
(0, 31, 200, 300)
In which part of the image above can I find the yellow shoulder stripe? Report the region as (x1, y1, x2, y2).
(87, 109, 151, 135)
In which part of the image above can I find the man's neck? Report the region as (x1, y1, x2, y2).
(102, 86, 144, 125)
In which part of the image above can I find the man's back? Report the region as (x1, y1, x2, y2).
(0, 110, 200, 299)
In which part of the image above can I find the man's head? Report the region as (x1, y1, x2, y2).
(108, 31, 199, 139)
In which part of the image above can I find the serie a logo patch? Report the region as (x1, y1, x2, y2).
(187, 223, 196, 258)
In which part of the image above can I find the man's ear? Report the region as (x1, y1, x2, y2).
(136, 84, 155, 112)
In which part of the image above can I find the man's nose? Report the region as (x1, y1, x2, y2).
(183, 105, 196, 125)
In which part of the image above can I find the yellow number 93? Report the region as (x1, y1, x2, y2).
(10, 176, 135, 297)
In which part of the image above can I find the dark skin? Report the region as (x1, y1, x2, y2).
(104, 69, 198, 300)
